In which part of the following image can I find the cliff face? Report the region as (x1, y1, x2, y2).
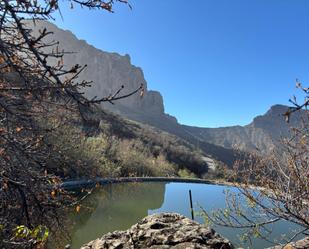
(25, 20, 166, 117)
(25, 20, 305, 159)
(183, 105, 307, 153)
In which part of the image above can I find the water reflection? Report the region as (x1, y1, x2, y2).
(69, 182, 302, 249)
(149, 182, 302, 248)
(69, 182, 166, 248)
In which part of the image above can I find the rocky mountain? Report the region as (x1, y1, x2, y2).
(25, 20, 239, 167)
(25, 20, 166, 117)
(25, 20, 306, 165)
(183, 104, 307, 153)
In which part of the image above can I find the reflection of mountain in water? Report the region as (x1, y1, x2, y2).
(70, 182, 166, 248)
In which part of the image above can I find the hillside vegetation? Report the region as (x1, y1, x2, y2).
(45, 104, 211, 180)
(0, 69, 211, 248)
(27, 20, 240, 168)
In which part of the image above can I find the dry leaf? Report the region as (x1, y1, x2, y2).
(75, 205, 81, 213)
(51, 190, 56, 198)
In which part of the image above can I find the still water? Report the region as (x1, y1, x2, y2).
(68, 182, 301, 249)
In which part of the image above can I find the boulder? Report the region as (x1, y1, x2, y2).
(80, 213, 234, 249)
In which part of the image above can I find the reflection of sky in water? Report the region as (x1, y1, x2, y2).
(149, 183, 231, 218)
(69, 182, 303, 249)
(149, 183, 303, 249)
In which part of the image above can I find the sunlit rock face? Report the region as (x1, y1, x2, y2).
(25, 20, 166, 116)
(267, 237, 309, 249)
(24, 20, 240, 167)
(24, 20, 306, 158)
(80, 213, 234, 249)
(183, 104, 307, 154)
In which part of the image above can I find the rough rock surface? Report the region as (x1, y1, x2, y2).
(183, 104, 307, 154)
(24, 20, 166, 116)
(80, 213, 234, 249)
(24, 21, 306, 158)
(267, 236, 309, 249)
(23, 19, 240, 168)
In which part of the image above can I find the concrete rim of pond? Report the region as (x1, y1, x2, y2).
(60, 177, 234, 190)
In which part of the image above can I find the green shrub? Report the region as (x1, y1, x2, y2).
(178, 168, 197, 178)
(43, 107, 210, 179)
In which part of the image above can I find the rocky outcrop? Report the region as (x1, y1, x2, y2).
(24, 20, 166, 117)
(24, 20, 305, 160)
(80, 213, 234, 249)
(23, 19, 240, 167)
(267, 236, 309, 249)
(183, 105, 307, 154)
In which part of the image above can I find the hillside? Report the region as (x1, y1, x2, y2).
(183, 104, 308, 153)
(54, 104, 213, 178)
(25, 20, 305, 162)
(26, 19, 239, 167)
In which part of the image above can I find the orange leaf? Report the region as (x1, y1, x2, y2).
(75, 205, 81, 213)
(15, 127, 22, 132)
(51, 190, 56, 198)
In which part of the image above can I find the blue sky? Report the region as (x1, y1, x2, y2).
(54, 0, 309, 127)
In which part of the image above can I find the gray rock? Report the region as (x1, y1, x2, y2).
(23, 20, 306, 163)
(182, 104, 307, 154)
(266, 236, 309, 249)
(23, 20, 165, 116)
(80, 213, 234, 249)
(23, 19, 239, 167)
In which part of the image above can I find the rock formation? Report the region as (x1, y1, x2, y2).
(25, 20, 306, 161)
(24, 19, 239, 166)
(24, 20, 166, 117)
(80, 213, 234, 249)
(267, 237, 309, 249)
(183, 105, 307, 154)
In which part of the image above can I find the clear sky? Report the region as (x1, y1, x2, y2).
(54, 0, 309, 128)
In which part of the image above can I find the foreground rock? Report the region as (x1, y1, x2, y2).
(81, 213, 233, 249)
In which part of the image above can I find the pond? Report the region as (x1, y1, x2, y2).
(67, 182, 302, 249)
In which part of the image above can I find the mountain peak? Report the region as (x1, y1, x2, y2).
(26, 20, 171, 118)
(267, 104, 289, 115)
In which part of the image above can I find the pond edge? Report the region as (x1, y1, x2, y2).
(60, 177, 235, 190)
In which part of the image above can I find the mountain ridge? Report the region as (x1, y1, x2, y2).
(25, 19, 167, 117)
(183, 104, 307, 153)
(26, 20, 306, 162)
